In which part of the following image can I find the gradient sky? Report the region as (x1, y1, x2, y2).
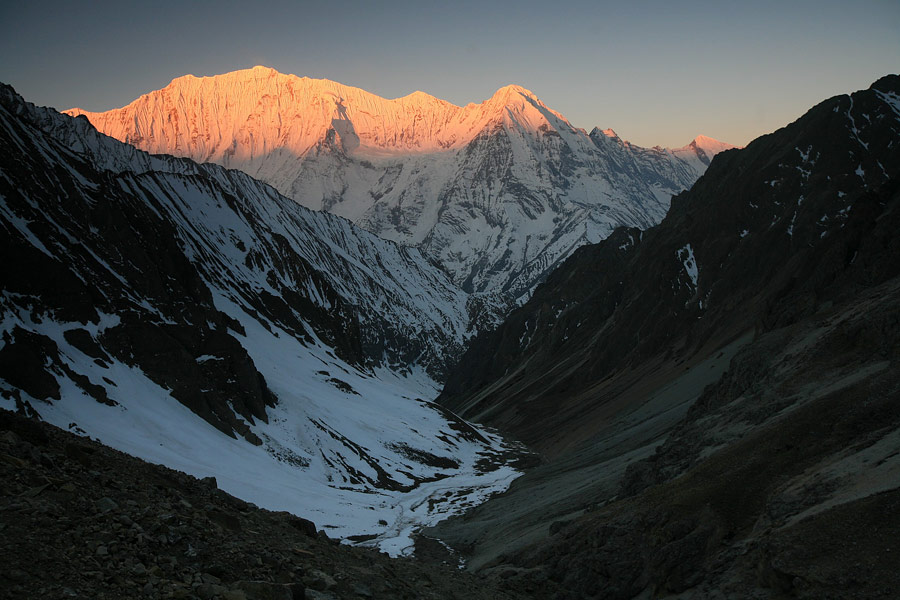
(1, 0, 898, 148)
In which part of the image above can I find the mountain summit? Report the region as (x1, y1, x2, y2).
(67, 67, 733, 298)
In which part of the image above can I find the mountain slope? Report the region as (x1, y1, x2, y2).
(0, 83, 521, 554)
(439, 75, 900, 451)
(66, 66, 733, 299)
(426, 76, 900, 596)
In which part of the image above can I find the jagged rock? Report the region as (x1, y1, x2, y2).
(96, 497, 118, 513)
(0, 327, 62, 401)
(284, 514, 317, 539)
(302, 569, 337, 592)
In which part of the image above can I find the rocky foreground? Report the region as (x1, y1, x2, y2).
(0, 409, 519, 600)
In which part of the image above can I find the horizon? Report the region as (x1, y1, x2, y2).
(1, 0, 898, 148)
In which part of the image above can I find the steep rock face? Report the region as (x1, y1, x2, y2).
(66, 66, 732, 298)
(439, 75, 900, 453)
(0, 84, 522, 550)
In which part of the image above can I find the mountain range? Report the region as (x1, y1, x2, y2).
(66, 66, 733, 300)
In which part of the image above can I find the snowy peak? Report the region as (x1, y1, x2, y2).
(598, 128, 619, 139)
(64, 67, 572, 159)
(481, 83, 575, 134)
(671, 133, 737, 170)
(482, 83, 541, 109)
(687, 134, 737, 158)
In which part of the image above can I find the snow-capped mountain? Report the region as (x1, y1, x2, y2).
(66, 66, 733, 299)
(0, 83, 521, 554)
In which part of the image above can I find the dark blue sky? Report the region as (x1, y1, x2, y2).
(1, 0, 898, 147)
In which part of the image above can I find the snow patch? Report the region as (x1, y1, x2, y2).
(676, 244, 699, 290)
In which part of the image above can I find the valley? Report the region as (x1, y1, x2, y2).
(1, 68, 899, 600)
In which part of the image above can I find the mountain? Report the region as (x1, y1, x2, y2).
(65, 66, 733, 299)
(427, 76, 900, 597)
(0, 83, 522, 554)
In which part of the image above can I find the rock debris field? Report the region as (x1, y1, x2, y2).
(0, 409, 518, 600)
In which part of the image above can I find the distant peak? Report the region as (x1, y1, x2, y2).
(246, 65, 280, 77)
(489, 84, 538, 103)
(671, 134, 737, 165)
(692, 134, 722, 145)
(222, 65, 280, 80)
(495, 83, 533, 94)
(687, 134, 737, 154)
(601, 128, 619, 139)
(397, 89, 442, 103)
(167, 66, 285, 88)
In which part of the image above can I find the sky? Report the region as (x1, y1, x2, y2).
(1, 0, 898, 148)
